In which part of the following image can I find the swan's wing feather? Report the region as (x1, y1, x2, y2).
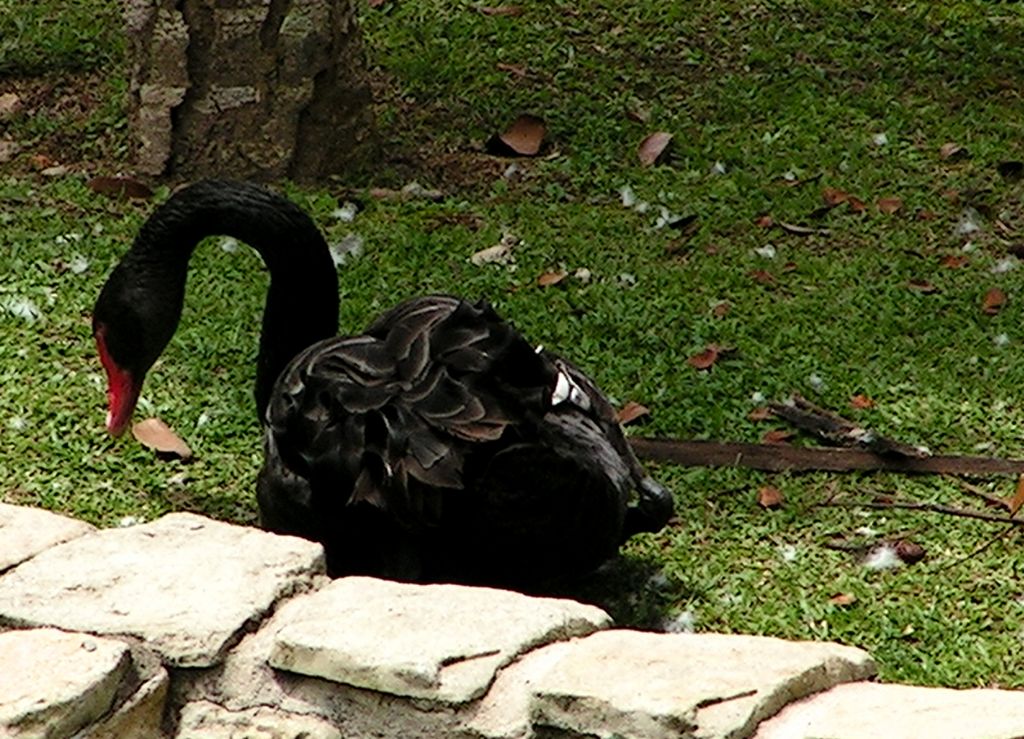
(264, 296, 558, 527)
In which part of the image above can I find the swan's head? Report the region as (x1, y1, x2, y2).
(93, 259, 183, 436)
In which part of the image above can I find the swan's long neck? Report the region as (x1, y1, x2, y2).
(113, 180, 339, 420)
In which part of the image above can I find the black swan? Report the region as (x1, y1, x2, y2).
(93, 180, 673, 585)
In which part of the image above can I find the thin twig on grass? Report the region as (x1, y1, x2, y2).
(938, 524, 1019, 572)
(630, 438, 1024, 476)
(945, 475, 1011, 510)
(821, 498, 1024, 527)
(768, 394, 926, 458)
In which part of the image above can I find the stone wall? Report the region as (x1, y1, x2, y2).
(0, 503, 1022, 738)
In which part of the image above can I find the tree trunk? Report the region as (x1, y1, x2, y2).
(124, 0, 374, 182)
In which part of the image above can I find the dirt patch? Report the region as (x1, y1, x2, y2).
(1, 70, 127, 176)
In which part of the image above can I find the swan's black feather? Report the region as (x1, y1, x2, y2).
(94, 180, 674, 586)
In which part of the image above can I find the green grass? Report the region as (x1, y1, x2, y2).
(4, 0, 1024, 688)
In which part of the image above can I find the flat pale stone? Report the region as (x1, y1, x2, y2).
(0, 503, 95, 572)
(465, 641, 575, 739)
(0, 512, 325, 667)
(530, 630, 876, 739)
(753, 681, 1024, 739)
(176, 701, 342, 739)
(269, 577, 611, 703)
(80, 650, 169, 739)
(0, 628, 129, 738)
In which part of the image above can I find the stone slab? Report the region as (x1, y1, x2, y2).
(0, 503, 95, 572)
(529, 630, 876, 739)
(753, 681, 1024, 739)
(0, 512, 325, 667)
(171, 592, 468, 739)
(269, 576, 611, 703)
(80, 647, 169, 739)
(0, 628, 129, 738)
(176, 700, 343, 739)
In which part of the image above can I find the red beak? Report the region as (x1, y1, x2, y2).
(96, 329, 141, 436)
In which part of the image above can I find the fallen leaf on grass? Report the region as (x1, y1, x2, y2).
(616, 401, 650, 425)
(822, 187, 850, 207)
(748, 406, 774, 422)
(846, 196, 867, 214)
(687, 344, 724, 370)
(940, 254, 968, 268)
(982, 287, 1006, 315)
(87, 176, 154, 200)
(1008, 474, 1024, 517)
(762, 429, 795, 444)
(828, 592, 857, 606)
(479, 5, 523, 16)
(894, 540, 926, 565)
(496, 62, 527, 77)
(907, 279, 938, 294)
(754, 214, 775, 228)
(712, 301, 731, 318)
(487, 114, 545, 156)
(917, 210, 938, 221)
(850, 394, 875, 410)
(877, 196, 903, 215)
(939, 142, 968, 161)
(638, 131, 672, 166)
(757, 485, 784, 509)
(132, 418, 193, 461)
(748, 269, 776, 285)
(537, 270, 568, 287)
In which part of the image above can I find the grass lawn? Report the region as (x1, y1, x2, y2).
(3, 0, 1024, 688)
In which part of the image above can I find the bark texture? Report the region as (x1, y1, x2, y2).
(124, 0, 374, 182)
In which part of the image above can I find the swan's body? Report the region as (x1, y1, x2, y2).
(93, 180, 672, 585)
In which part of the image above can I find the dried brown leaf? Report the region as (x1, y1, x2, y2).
(616, 401, 651, 426)
(761, 429, 795, 445)
(748, 269, 776, 286)
(638, 131, 673, 167)
(822, 187, 849, 207)
(712, 301, 731, 318)
(757, 485, 784, 509)
(748, 406, 774, 422)
(828, 592, 857, 606)
(940, 254, 968, 269)
(916, 209, 939, 221)
(537, 270, 568, 287)
(982, 287, 1006, 315)
(754, 214, 775, 228)
(907, 279, 938, 294)
(480, 5, 523, 16)
(846, 196, 867, 214)
(687, 344, 720, 370)
(894, 540, 926, 565)
(939, 142, 967, 161)
(1008, 474, 1024, 517)
(850, 394, 876, 410)
(488, 114, 546, 157)
(87, 176, 154, 200)
(877, 196, 903, 215)
(132, 418, 193, 461)
(496, 62, 527, 77)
